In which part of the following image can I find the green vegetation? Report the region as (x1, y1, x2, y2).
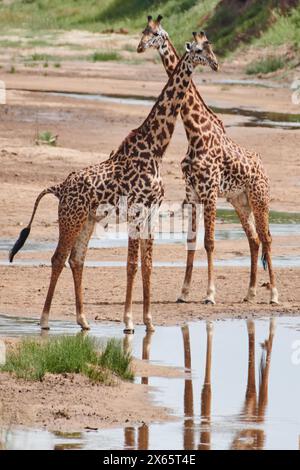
(30, 52, 52, 61)
(1, 335, 133, 383)
(36, 130, 57, 146)
(0, 1, 299, 63)
(91, 50, 121, 61)
(217, 209, 300, 224)
(246, 56, 285, 75)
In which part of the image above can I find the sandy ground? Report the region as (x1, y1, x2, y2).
(0, 370, 174, 433)
(1, 265, 299, 324)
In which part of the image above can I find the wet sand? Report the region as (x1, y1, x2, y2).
(0, 370, 173, 433)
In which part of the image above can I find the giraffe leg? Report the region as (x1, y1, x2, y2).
(204, 199, 217, 305)
(123, 237, 139, 334)
(252, 204, 279, 304)
(229, 193, 260, 302)
(40, 225, 83, 330)
(68, 216, 95, 330)
(140, 237, 155, 332)
(177, 203, 199, 303)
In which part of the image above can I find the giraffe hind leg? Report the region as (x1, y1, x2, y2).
(229, 192, 260, 303)
(68, 216, 95, 330)
(177, 203, 200, 303)
(251, 199, 279, 304)
(40, 225, 84, 329)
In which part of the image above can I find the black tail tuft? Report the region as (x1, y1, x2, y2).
(9, 227, 31, 263)
(261, 252, 268, 271)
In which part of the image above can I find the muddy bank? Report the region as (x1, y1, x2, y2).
(0, 370, 173, 433)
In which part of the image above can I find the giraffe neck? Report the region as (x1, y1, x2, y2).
(159, 38, 225, 136)
(119, 53, 194, 159)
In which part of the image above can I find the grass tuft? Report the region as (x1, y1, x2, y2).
(36, 130, 57, 146)
(98, 338, 133, 381)
(1, 335, 133, 383)
(91, 50, 121, 61)
(246, 55, 285, 75)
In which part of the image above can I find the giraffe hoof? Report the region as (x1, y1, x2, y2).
(176, 297, 188, 304)
(204, 299, 215, 305)
(40, 325, 50, 330)
(145, 324, 155, 333)
(270, 300, 279, 306)
(123, 328, 135, 335)
(81, 325, 91, 331)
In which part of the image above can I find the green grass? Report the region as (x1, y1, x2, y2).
(0, 1, 299, 57)
(30, 52, 52, 61)
(255, 7, 300, 48)
(217, 209, 300, 224)
(246, 55, 285, 75)
(36, 130, 57, 146)
(1, 335, 133, 383)
(91, 50, 121, 61)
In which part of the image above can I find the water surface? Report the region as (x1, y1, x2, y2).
(0, 315, 299, 450)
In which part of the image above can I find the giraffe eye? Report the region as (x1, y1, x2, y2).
(153, 32, 159, 36)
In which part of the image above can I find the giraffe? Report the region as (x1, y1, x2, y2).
(137, 16, 279, 306)
(230, 318, 275, 450)
(9, 34, 218, 333)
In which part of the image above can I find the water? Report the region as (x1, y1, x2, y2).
(0, 315, 299, 450)
(2, 223, 299, 252)
(210, 78, 286, 89)
(1, 221, 299, 268)
(1, 255, 300, 268)
(50, 91, 300, 130)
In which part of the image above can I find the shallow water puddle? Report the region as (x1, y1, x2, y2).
(1, 223, 299, 268)
(51, 91, 300, 130)
(1, 255, 300, 268)
(1, 224, 299, 253)
(0, 315, 300, 450)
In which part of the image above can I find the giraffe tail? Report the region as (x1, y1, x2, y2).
(9, 184, 61, 263)
(261, 252, 268, 271)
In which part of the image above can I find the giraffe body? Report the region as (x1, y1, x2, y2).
(138, 19, 278, 305)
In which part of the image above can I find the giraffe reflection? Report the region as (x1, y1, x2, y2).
(122, 319, 274, 450)
(181, 324, 194, 450)
(181, 322, 213, 450)
(123, 332, 152, 450)
(198, 321, 213, 451)
(231, 318, 276, 450)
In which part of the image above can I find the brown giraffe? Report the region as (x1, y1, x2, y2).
(9, 34, 218, 332)
(137, 16, 279, 306)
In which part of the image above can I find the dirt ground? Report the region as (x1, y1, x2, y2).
(0, 367, 176, 433)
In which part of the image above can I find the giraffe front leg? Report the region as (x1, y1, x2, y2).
(123, 237, 139, 334)
(203, 200, 216, 305)
(177, 203, 200, 303)
(140, 237, 155, 332)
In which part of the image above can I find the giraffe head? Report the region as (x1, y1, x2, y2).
(137, 14, 168, 53)
(185, 31, 219, 71)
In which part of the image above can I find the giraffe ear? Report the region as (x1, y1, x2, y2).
(156, 14, 163, 23)
(147, 15, 153, 22)
(185, 42, 192, 52)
